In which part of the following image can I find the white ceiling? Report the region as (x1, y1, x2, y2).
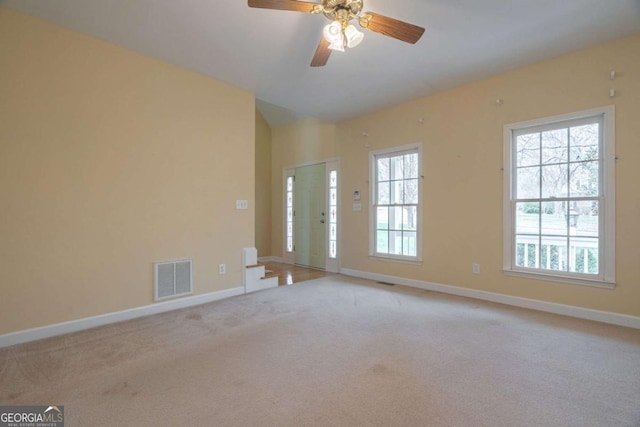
(2, 0, 640, 127)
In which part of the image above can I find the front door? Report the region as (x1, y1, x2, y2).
(294, 163, 327, 269)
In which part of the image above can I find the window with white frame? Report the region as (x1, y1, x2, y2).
(371, 145, 421, 261)
(503, 106, 615, 287)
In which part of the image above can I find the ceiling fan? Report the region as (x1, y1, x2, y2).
(248, 0, 425, 67)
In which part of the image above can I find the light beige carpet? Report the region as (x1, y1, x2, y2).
(1, 275, 639, 426)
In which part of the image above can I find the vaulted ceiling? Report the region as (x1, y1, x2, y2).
(2, 0, 639, 126)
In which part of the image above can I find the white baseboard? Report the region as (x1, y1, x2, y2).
(258, 256, 284, 263)
(340, 268, 640, 330)
(0, 286, 245, 349)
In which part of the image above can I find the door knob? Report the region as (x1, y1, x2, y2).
(320, 219, 325, 224)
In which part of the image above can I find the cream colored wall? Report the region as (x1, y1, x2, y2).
(338, 33, 640, 317)
(255, 109, 272, 256)
(270, 118, 338, 257)
(0, 8, 255, 334)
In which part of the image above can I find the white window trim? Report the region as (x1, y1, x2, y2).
(369, 143, 423, 263)
(502, 105, 615, 288)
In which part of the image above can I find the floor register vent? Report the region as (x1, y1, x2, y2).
(154, 259, 193, 301)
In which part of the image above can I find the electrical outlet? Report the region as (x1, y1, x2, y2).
(219, 263, 226, 275)
(472, 263, 480, 275)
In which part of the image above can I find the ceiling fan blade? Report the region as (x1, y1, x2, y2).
(248, 0, 319, 13)
(361, 12, 425, 44)
(310, 36, 331, 67)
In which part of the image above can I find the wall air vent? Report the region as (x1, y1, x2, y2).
(154, 259, 193, 301)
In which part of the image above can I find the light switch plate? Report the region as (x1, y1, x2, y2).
(236, 200, 248, 210)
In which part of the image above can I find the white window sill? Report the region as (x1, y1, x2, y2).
(369, 255, 423, 265)
(503, 269, 615, 289)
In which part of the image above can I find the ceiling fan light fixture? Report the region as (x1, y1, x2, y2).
(344, 24, 364, 48)
(323, 21, 343, 44)
(248, 0, 426, 67)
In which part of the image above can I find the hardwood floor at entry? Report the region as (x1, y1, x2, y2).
(264, 262, 332, 286)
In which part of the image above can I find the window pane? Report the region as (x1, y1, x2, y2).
(570, 161, 599, 197)
(390, 206, 403, 230)
(391, 156, 404, 180)
(378, 181, 390, 204)
(516, 166, 540, 199)
(570, 123, 599, 162)
(541, 128, 568, 165)
(376, 230, 389, 254)
(516, 202, 540, 235)
(569, 238, 598, 274)
(572, 200, 599, 237)
(330, 224, 337, 240)
(391, 180, 403, 204)
(404, 153, 419, 178)
(516, 133, 540, 167)
(329, 240, 337, 258)
(541, 202, 567, 236)
(515, 235, 538, 268)
(389, 230, 403, 255)
(378, 158, 389, 181)
(527, 242, 538, 268)
(541, 163, 568, 198)
(403, 206, 417, 231)
(404, 179, 418, 204)
(588, 247, 599, 274)
(287, 177, 293, 192)
(376, 207, 388, 230)
(287, 237, 293, 252)
(541, 237, 568, 271)
(287, 207, 293, 222)
(403, 231, 417, 256)
(516, 242, 526, 267)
